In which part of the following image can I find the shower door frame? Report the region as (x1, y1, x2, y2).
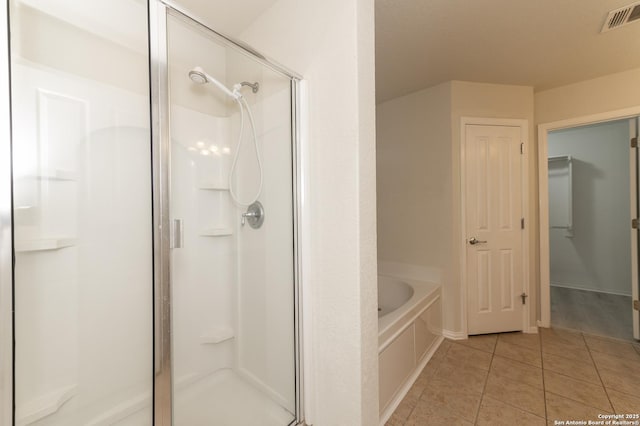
(0, 0, 13, 424)
(149, 1, 305, 425)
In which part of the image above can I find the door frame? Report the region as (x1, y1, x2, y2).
(460, 117, 530, 336)
(538, 106, 640, 333)
(0, 0, 13, 423)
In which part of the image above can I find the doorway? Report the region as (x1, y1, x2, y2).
(549, 120, 634, 340)
(539, 109, 640, 342)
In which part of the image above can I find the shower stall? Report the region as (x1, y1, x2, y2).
(0, 0, 304, 425)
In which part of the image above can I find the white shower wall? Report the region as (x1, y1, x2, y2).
(169, 105, 236, 388)
(233, 76, 296, 412)
(12, 62, 153, 425)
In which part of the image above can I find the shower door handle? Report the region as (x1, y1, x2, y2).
(171, 219, 184, 249)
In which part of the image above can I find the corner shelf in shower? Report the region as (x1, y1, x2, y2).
(198, 183, 229, 191)
(15, 237, 77, 252)
(199, 326, 235, 344)
(200, 228, 233, 237)
(15, 384, 78, 425)
(19, 168, 77, 181)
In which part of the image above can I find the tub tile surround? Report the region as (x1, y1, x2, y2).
(387, 328, 640, 426)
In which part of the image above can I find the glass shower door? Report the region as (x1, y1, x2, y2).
(163, 9, 298, 426)
(10, 0, 154, 424)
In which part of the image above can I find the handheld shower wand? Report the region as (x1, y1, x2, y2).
(188, 66, 263, 207)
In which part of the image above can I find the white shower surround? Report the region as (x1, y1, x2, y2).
(9, 45, 295, 426)
(11, 62, 153, 426)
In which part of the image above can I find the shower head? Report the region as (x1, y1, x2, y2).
(188, 68, 208, 85)
(188, 66, 241, 100)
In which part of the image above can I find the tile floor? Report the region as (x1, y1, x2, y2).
(551, 286, 633, 341)
(386, 328, 640, 426)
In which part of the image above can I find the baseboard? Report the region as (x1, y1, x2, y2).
(444, 327, 538, 337)
(550, 282, 632, 297)
(442, 329, 466, 340)
(537, 319, 549, 328)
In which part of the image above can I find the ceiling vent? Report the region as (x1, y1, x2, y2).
(601, 1, 640, 32)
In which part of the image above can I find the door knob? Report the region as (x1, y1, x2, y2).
(469, 237, 487, 245)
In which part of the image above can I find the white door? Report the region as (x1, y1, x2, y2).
(465, 124, 525, 335)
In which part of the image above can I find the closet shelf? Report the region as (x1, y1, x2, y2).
(15, 237, 77, 252)
(199, 228, 233, 237)
(548, 155, 573, 237)
(548, 155, 572, 163)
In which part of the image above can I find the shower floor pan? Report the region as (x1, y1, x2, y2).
(174, 369, 294, 425)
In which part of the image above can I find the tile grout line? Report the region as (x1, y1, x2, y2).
(401, 340, 452, 425)
(539, 330, 548, 423)
(475, 334, 547, 422)
(582, 332, 616, 414)
(472, 335, 497, 426)
(543, 332, 616, 414)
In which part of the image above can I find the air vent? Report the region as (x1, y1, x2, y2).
(602, 1, 640, 32)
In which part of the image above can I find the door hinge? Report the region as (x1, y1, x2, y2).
(633, 218, 639, 229)
(632, 137, 638, 148)
(520, 292, 528, 305)
(520, 143, 524, 154)
(634, 299, 639, 311)
(521, 218, 525, 229)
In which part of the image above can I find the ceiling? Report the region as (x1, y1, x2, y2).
(173, 0, 277, 36)
(376, 0, 640, 102)
(26, 0, 640, 105)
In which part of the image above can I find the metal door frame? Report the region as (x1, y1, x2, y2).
(0, 0, 13, 423)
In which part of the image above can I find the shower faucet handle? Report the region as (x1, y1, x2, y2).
(241, 211, 258, 225)
(241, 201, 265, 229)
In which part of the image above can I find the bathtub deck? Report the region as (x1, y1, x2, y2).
(378, 278, 440, 350)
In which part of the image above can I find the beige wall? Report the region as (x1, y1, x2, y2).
(535, 68, 640, 125)
(241, 0, 379, 424)
(377, 81, 535, 334)
(376, 82, 451, 268)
